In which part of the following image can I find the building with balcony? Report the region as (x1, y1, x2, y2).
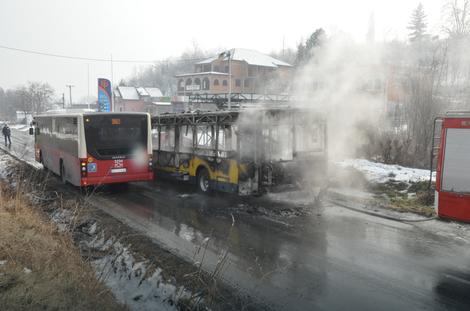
(175, 48, 292, 96)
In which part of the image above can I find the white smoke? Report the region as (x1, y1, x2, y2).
(293, 33, 387, 160)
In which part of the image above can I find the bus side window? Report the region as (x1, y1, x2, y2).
(42, 118, 51, 135)
(217, 126, 233, 157)
(180, 125, 193, 153)
(196, 125, 215, 149)
(63, 117, 78, 139)
(151, 127, 159, 150)
(160, 126, 175, 152)
(54, 118, 60, 136)
(70, 118, 78, 136)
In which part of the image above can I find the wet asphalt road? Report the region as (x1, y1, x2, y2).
(3, 128, 470, 310)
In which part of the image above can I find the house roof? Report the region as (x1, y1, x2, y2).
(116, 86, 140, 100)
(175, 71, 229, 77)
(196, 48, 292, 68)
(116, 86, 163, 100)
(145, 87, 163, 98)
(136, 87, 149, 97)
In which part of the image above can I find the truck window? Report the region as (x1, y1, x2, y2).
(442, 128, 470, 193)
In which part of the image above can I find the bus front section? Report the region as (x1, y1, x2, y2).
(80, 113, 153, 186)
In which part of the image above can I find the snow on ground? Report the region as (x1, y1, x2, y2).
(336, 159, 435, 184)
(9, 124, 30, 131)
(0, 153, 10, 179)
(87, 233, 190, 311)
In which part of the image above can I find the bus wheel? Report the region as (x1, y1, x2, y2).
(60, 162, 66, 184)
(197, 167, 211, 193)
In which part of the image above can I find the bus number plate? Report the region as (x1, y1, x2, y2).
(111, 168, 127, 174)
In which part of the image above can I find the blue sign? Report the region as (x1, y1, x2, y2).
(98, 78, 112, 112)
(87, 163, 97, 173)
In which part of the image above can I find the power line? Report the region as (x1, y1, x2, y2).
(0, 44, 205, 64)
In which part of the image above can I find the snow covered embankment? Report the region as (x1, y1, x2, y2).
(336, 159, 435, 184)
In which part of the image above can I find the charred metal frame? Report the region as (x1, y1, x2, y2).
(152, 108, 327, 194)
(188, 93, 291, 109)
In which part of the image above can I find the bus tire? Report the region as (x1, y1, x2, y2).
(60, 160, 67, 185)
(196, 167, 211, 193)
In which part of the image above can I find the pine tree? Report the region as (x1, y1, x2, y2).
(407, 3, 427, 42)
(295, 28, 326, 66)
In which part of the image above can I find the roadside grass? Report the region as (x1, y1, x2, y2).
(369, 180, 436, 217)
(388, 196, 435, 217)
(0, 178, 126, 310)
(330, 163, 435, 217)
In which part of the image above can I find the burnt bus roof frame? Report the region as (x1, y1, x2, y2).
(152, 111, 239, 127)
(151, 108, 326, 127)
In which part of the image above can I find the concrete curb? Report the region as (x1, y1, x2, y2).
(325, 188, 434, 222)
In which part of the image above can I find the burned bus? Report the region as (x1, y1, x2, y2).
(152, 108, 327, 195)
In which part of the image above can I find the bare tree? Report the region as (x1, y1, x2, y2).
(401, 41, 447, 167)
(17, 87, 32, 121)
(443, 0, 470, 38)
(126, 44, 211, 95)
(26, 82, 54, 115)
(0, 82, 54, 122)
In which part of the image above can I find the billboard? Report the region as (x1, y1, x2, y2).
(98, 78, 112, 112)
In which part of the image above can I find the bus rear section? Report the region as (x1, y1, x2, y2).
(33, 112, 153, 187)
(152, 108, 327, 195)
(80, 113, 153, 186)
(434, 112, 470, 222)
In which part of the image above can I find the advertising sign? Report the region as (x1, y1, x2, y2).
(98, 78, 112, 112)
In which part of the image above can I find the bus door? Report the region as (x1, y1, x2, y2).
(237, 126, 259, 195)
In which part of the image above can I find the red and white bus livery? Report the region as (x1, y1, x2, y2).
(32, 112, 154, 186)
(432, 112, 470, 222)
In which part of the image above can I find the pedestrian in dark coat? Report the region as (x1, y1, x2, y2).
(2, 124, 11, 146)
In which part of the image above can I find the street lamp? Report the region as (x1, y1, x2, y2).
(219, 50, 232, 110)
(66, 84, 74, 108)
(227, 50, 232, 110)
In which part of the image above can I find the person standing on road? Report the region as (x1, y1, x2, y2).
(2, 124, 11, 147)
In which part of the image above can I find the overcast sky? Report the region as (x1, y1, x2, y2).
(0, 0, 444, 102)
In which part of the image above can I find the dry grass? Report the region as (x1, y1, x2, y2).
(0, 182, 126, 311)
(389, 196, 436, 217)
(370, 181, 436, 217)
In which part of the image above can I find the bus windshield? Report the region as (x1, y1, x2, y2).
(84, 114, 148, 159)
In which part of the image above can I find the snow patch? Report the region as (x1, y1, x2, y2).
(0, 154, 10, 179)
(336, 159, 435, 184)
(9, 124, 30, 132)
(86, 234, 191, 311)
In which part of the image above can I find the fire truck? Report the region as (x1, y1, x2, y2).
(431, 111, 470, 222)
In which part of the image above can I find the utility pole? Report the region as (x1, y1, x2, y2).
(110, 54, 114, 112)
(228, 50, 232, 110)
(66, 84, 74, 107)
(282, 36, 285, 58)
(87, 63, 90, 109)
(62, 93, 65, 109)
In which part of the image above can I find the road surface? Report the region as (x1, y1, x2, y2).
(3, 127, 470, 311)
